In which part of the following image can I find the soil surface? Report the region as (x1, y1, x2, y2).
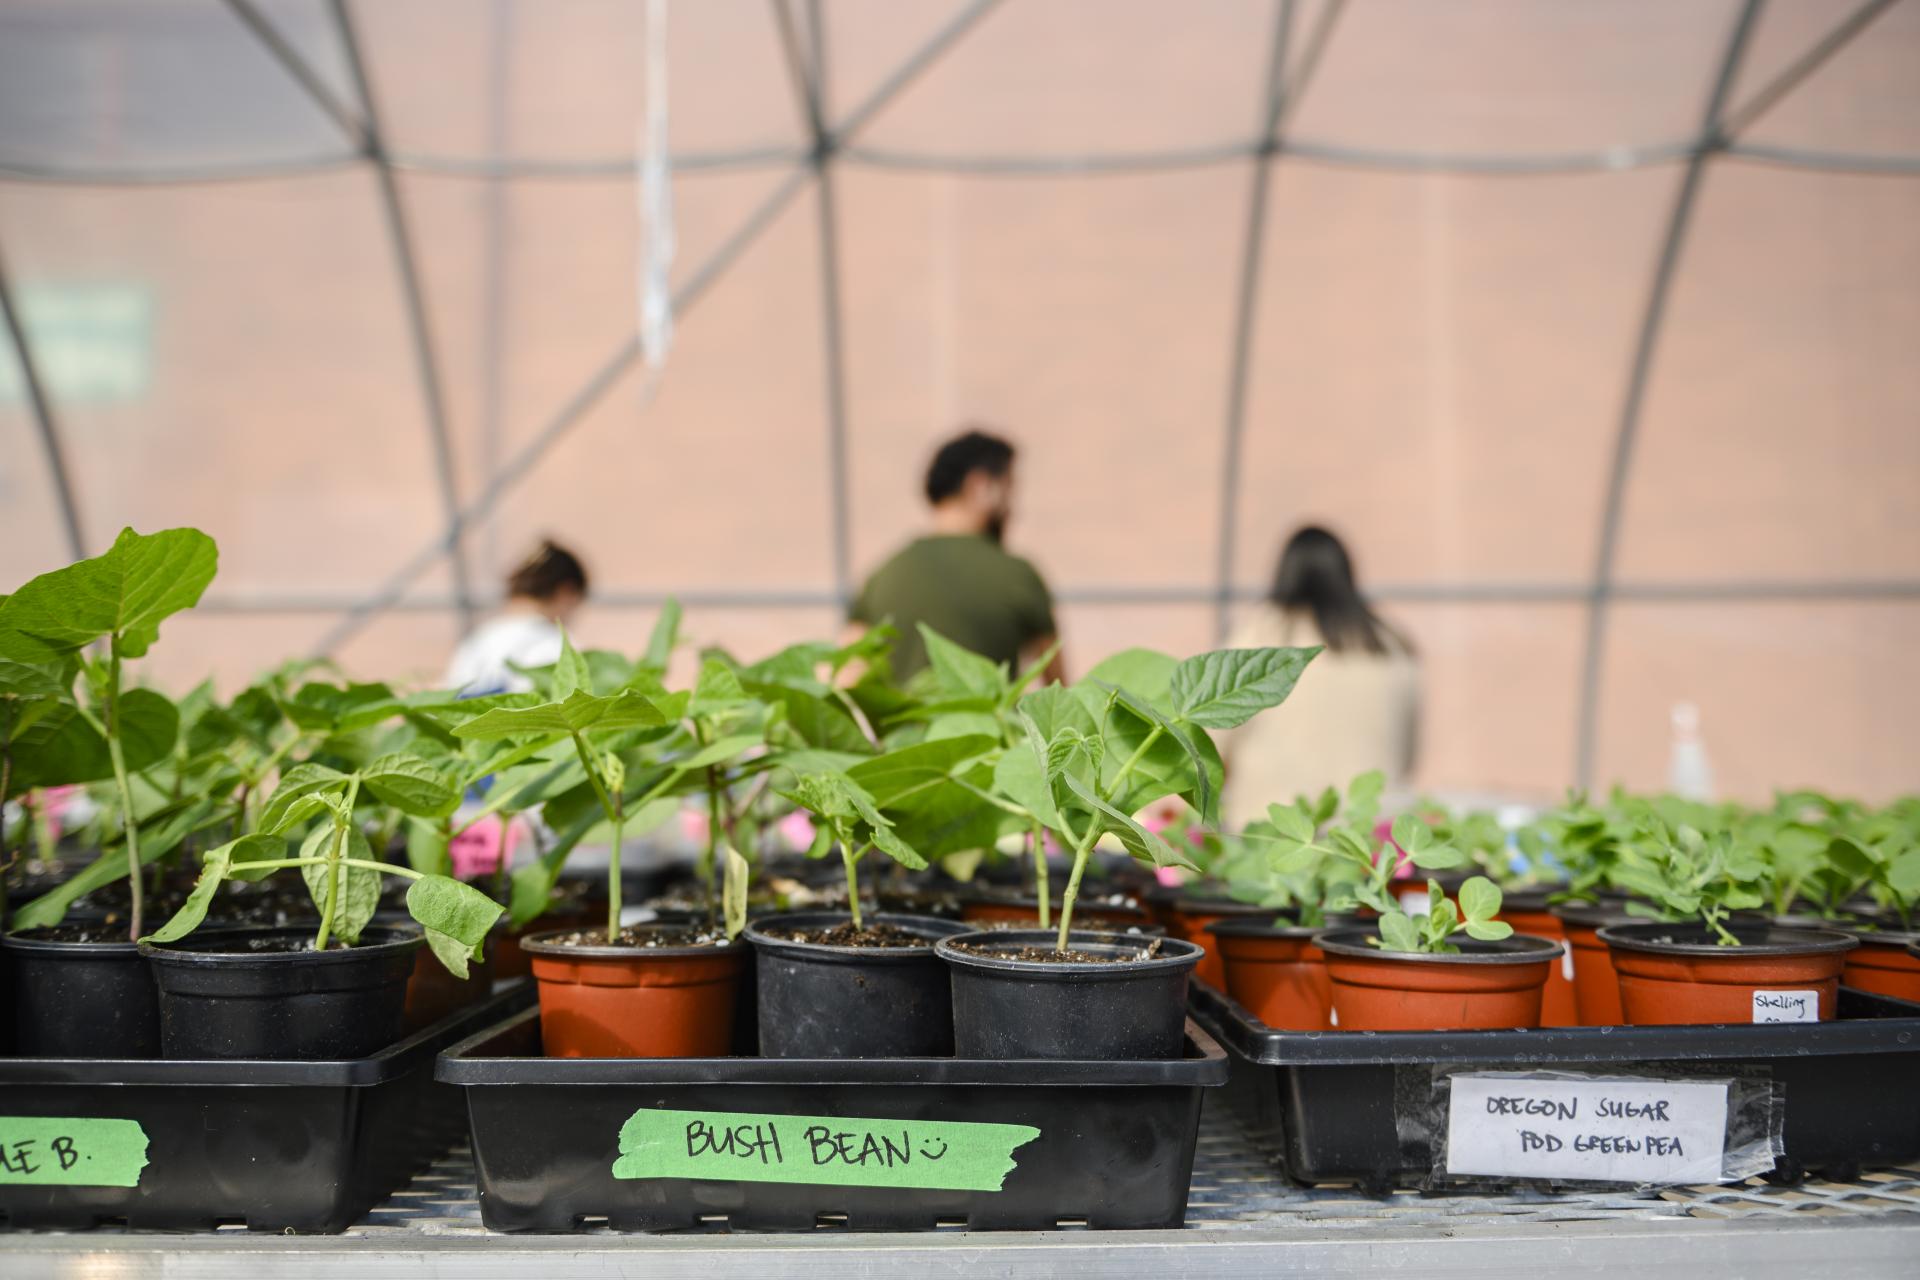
(164, 933, 358, 954)
(760, 922, 931, 949)
(8, 923, 140, 945)
(950, 938, 1164, 965)
(540, 926, 733, 950)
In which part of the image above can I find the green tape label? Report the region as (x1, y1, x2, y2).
(0, 1117, 149, 1187)
(612, 1108, 1039, 1191)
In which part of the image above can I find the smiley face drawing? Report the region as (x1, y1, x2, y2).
(918, 1138, 949, 1161)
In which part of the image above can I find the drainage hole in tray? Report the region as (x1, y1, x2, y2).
(574, 1215, 610, 1229)
(1055, 1217, 1091, 1230)
(935, 1218, 969, 1230)
(815, 1213, 850, 1229)
(696, 1214, 731, 1230)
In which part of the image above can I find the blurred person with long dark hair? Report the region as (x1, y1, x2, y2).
(445, 539, 590, 697)
(1220, 526, 1419, 827)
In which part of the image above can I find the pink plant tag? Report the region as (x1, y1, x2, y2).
(450, 816, 523, 880)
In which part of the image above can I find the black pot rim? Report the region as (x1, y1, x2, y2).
(1170, 894, 1277, 916)
(0, 930, 141, 956)
(935, 928, 1201, 979)
(1596, 921, 1860, 958)
(1770, 914, 1917, 948)
(139, 924, 424, 967)
(517, 922, 740, 961)
(1314, 927, 1565, 965)
(745, 911, 968, 963)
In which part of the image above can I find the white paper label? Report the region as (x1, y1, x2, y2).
(1445, 1075, 1729, 1184)
(1561, 950, 1575, 982)
(1752, 990, 1818, 1023)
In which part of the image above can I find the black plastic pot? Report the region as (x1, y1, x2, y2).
(437, 1003, 1227, 1231)
(936, 929, 1201, 1060)
(0, 983, 531, 1231)
(140, 925, 423, 1060)
(745, 911, 969, 1058)
(2, 929, 161, 1058)
(1191, 980, 1920, 1189)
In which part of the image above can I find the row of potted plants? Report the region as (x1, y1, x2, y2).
(1, 525, 1328, 1067)
(1178, 777, 1918, 1031)
(6, 527, 1913, 1069)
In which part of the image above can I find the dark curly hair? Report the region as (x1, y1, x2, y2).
(924, 428, 1015, 505)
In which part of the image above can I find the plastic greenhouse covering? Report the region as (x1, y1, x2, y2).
(0, 0, 1915, 804)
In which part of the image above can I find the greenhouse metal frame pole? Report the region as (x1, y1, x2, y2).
(328, 0, 478, 630)
(1572, 0, 1897, 787)
(1212, 0, 1347, 644)
(0, 245, 87, 560)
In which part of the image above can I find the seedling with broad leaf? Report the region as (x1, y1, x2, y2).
(989, 644, 1323, 949)
(780, 768, 927, 930)
(1608, 805, 1769, 946)
(0, 527, 217, 940)
(143, 749, 503, 973)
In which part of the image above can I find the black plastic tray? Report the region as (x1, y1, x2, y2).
(0, 982, 534, 1232)
(1190, 981, 1920, 1190)
(437, 1006, 1228, 1231)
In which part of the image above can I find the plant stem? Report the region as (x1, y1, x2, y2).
(1107, 724, 1164, 797)
(704, 764, 722, 928)
(844, 840, 863, 931)
(103, 650, 144, 942)
(1030, 821, 1050, 928)
(312, 776, 361, 951)
(1055, 819, 1103, 952)
(568, 733, 623, 945)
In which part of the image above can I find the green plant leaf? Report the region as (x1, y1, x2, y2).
(551, 629, 591, 699)
(300, 826, 379, 945)
(0, 526, 217, 661)
(406, 816, 453, 877)
(0, 656, 69, 697)
(1463, 918, 1515, 941)
(260, 762, 350, 831)
(422, 927, 480, 979)
(675, 733, 763, 773)
(1888, 849, 1920, 900)
(1056, 770, 1196, 871)
(1166, 646, 1322, 730)
(1268, 802, 1316, 844)
(918, 624, 1005, 700)
(452, 689, 671, 740)
(689, 656, 750, 719)
(643, 598, 681, 669)
(141, 841, 233, 944)
(845, 735, 997, 809)
(361, 753, 461, 819)
(1376, 911, 1420, 952)
(1081, 648, 1178, 708)
(282, 681, 402, 733)
(1108, 686, 1216, 825)
(1458, 875, 1503, 923)
(406, 873, 505, 948)
(868, 819, 928, 871)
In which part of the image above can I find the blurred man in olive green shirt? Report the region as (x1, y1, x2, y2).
(848, 429, 1065, 682)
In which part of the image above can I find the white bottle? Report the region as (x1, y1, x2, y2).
(1667, 701, 1714, 801)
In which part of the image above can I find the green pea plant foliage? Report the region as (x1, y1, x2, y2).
(993, 643, 1324, 951)
(1227, 769, 1386, 927)
(1608, 804, 1769, 946)
(0, 527, 217, 940)
(143, 750, 504, 977)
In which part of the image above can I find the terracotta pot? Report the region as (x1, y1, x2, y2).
(522, 926, 746, 1058)
(1316, 928, 1562, 1031)
(1498, 891, 1577, 1027)
(1207, 919, 1332, 1030)
(1553, 901, 1636, 1025)
(1840, 927, 1920, 1004)
(1599, 923, 1858, 1026)
(1165, 896, 1275, 990)
(959, 894, 1149, 930)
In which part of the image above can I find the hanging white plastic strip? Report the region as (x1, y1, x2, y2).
(637, 0, 675, 368)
